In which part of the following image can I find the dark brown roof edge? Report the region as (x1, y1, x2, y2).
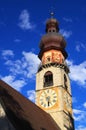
(0, 80, 60, 130)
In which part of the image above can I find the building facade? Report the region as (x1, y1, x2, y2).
(36, 15, 74, 130)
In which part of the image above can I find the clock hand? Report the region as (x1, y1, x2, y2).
(46, 96, 51, 107)
(48, 100, 50, 106)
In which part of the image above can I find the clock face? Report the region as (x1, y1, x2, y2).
(39, 89, 57, 109)
(64, 92, 72, 113)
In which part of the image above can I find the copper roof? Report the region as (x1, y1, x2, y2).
(40, 32, 66, 49)
(0, 80, 60, 130)
(38, 32, 68, 60)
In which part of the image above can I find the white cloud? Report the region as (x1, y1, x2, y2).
(1, 51, 40, 91)
(1, 75, 26, 91)
(18, 10, 34, 30)
(73, 109, 83, 115)
(67, 60, 86, 86)
(11, 79, 26, 91)
(76, 125, 86, 130)
(76, 42, 86, 52)
(83, 102, 86, 108)
(73, 109, 86, 121)
(1, 50, 14, 59)
(5, 59, 27, 76)
(3, 51, 40, 79)
(27, 90, 35, 102)
(22, 51, 40, 78)
(63, 17, 72, 22)
(60, 29, 72, 38)
(73, 108, 86, 130)
(1, 75, 15, 84)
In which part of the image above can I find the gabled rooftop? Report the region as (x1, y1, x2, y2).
(0, 80, 60, 130)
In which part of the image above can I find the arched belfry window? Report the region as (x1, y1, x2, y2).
(44, 71, 53, 87)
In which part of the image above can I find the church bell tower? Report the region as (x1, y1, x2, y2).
(36, 14, 74, 130)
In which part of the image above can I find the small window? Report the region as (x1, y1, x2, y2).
(44, 71, 53, 87)
(47, 57, 50, 61)
(53, 30, 55, 32)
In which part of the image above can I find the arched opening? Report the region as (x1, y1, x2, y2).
(64, 74, 68, 90)
(44, 71, 53, 87)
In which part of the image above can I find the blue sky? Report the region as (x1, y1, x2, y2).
(0, 0, 86, 129)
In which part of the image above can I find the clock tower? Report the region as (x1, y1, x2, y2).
(36, 14, 74, 130)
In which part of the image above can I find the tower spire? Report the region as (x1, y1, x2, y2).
(45, 14, 59, 33)
(36, 14, 74, 130)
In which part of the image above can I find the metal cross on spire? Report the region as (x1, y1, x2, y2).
(49, 6, 55, 18)
(50, 12, 54, 18)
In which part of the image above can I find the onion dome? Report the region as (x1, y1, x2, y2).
(38, 16, 68, 59)
(46, 18, 59, 33)
(40, 32, 66, 50)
